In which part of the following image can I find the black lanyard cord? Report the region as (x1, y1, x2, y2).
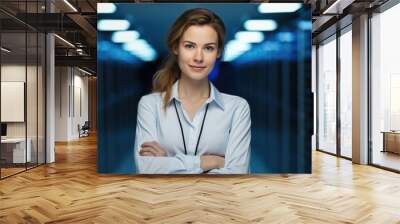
(173, 99, 187, 155)
(195, 103, 209, 156)
(173, 99, 209, 156)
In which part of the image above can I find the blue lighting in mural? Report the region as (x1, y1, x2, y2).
(97, 3, 117, 14)
(98, 19, 130, 31)
(298, 20, 312, 30)
(209, 60, 220, 81)
(277, 32, 295, 42)
(98, 41, 141, 64)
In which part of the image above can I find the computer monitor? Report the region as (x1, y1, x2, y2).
(1, 123, 7, 137)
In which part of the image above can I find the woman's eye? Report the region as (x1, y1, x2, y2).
(205, 46, 215, 51)
(184, 44, 194, 49)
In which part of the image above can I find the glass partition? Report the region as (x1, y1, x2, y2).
(0, 0, 46, 179)
(1, 30, 28, 177)
(317, 35, 337, 155)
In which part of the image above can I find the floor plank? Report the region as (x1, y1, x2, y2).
(1, 135, 400, 223)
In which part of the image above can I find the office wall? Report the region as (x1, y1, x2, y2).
(1, 64, 42, 139)
(55, 67, 89, 141)
(1, 82, 24, 122)
(73, 72, 89, 138)
(88, 77, 97, 131)
(55, 67, 69, 141)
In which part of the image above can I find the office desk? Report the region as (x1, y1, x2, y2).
(381, 131, 400, 154)
(1, 138, 31, 163)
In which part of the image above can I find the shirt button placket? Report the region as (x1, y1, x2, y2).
(189, 126, 196, 155)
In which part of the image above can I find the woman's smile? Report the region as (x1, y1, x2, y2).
(189, 64, 207, 72)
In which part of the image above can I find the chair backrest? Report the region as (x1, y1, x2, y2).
(82, 121, 90, 129)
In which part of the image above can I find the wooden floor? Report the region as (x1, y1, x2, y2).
(1, 167, 26, 178)
(1, 163, 45, 178)
(1, 135, 400, 223)
(372, 150, 400, 171)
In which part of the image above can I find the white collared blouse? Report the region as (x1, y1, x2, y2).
(134, 80, 251, 174)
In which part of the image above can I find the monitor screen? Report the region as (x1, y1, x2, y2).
(1, 123, 7, 137)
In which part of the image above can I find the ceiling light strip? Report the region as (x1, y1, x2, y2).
(54, 34, 75, 48)
(1, 47, 11, 53)
(63, 0, 78, 12)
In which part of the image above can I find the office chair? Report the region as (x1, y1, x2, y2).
(79, 121, 90, 138)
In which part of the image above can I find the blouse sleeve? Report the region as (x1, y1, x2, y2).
(208, 99, 251, 174)
(134, 95, 203, 174)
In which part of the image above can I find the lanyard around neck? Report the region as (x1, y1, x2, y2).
(173, 98, 209, 156)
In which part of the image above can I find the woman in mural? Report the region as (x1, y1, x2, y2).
(134, 8, 251, 174)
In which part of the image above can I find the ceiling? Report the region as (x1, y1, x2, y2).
(0, 0, 392, 75)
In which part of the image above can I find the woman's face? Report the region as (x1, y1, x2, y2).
(174, 25, 220, 81)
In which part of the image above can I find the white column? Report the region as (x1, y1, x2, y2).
(45, 1, 55, 163)
(352, 14, 369, 164)
(46, 33, 55, 163)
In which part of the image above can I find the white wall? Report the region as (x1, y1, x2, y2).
(72, 72, 89, 138)
(55, 66, 69, 141)
(1, 65, 26, 133)
(1, 65, 41, 137)
(1, 65, 26, 81)
(55, 67, 89, 141)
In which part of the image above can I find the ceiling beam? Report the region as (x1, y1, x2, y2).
(322, 0, 356, 14)
(55, 55, 96, 71)
(67, 13, 97, 46)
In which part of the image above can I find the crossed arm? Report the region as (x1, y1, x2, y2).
(138, 140, 225, 172)
(134, 96, 251, 174)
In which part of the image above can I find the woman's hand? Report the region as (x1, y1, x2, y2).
(139, 141, 167, 157)
(200, 155, 225, 171)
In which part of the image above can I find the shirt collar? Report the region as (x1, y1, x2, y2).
(168, 79, 225, 111)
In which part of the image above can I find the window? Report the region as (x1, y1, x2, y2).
(339, 28, 352, 158)
(371, 2, 400, 171)
(317, 36, 337, 154)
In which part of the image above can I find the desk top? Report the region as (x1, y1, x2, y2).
(1, 138, 29, 143)
(381, 131, 400, 134)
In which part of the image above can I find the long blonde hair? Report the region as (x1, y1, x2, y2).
(152, 8, 226, 110)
